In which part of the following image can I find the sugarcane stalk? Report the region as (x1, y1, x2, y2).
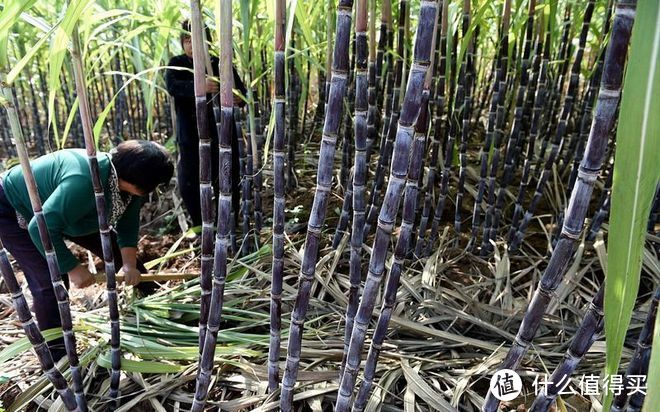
(425, 26, 463, 257)
(483, 1, 637, 410)
(268, 0, 286, 393)
(71, 27, 132, 409)
(510, 1, 595, 251)
(470, 0, 511, 251)
(530, 285, 605, 411)
(325, 0, 335, 116)
(191, 0, 234, 408)
(506, 31, 550, 248)
(372, 0, 390, 121)
(285, 35, 299, 193)
(237, 110, 253, 256)
(353, 23, 438, 408)
(300, 59, 311, 136)
(566, 36, 610, 194)
(340, 108, 354, 200)
(279, 0, 355, 408)
(415, 0, 448, 257)
(586, 166, 613, 241)
(188, 0, 215, 363)
(244, 108, 257, 248)
(363, 0, 408, 243)
(612, 286, 659, 412)
(0, 71, 80, 412)
(0, 239, 81, 410)
(253, 100, 264, 234)
(454, 0, 474, 240)
(335, 2, 438, 410)
(340, 0, 369, 377)
(364, 0, 378, 164)
(340, 32, 355, 190)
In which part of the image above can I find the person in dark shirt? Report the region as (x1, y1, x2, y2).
(165, 20, 246, 230)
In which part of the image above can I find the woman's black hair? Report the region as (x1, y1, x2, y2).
(180, 19, 212, 48)
(111, 140, 174, 194)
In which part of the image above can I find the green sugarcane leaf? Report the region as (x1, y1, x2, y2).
(604, 0, 660, 410)
(0, 328, 63, 365)
(0, 0, 37, 38)
(285, 0, 299, 59)
(143, 245, 197, 269)
(92, 65, 169, 142)
(97, 351, 184, 373)
(642, 312, 660, 412)
(7, 345, 102, 412)
(0, 326, 92, 365)
(142, 4, 177, 136)
(60, 96, 80, 148)
(0, 0, 38, 68)
(294, 2, 316, 51)
(6, 17, 57, 85)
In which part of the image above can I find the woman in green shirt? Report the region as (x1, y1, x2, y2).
(0, 140, 173, 360)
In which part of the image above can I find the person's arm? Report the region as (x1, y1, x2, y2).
(27, 177, 95, 280)
(165, 56, 195, 98)
(119, 246, 141, 286)
(115, 196, 144, 286)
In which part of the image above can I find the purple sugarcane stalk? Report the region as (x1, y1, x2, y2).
(414, 0, 448, 258)
(335, 2, 438, 409)
(189, 0, 214, 360)
(454, 0, 474, 240)
(363, 0, 408, 243)
(340, 0, 369, 376)
(530, 285, 605, 411)
(506, 33, 551, 248)
(268, 0, 286, 393)
(0, 73, 80, 412)
(483, 2, 637, 410)
(471, 0, 511, 253)
(510, 1, 595, 251)
(191, 0, 235, 408)
(611, 286, 659, 412)
(353, 48, 436, 411)
(279, 0, 354, 409)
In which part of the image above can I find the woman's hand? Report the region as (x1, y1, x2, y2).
(68, 265, 95, 289)
(120, 265, 142, 286)
(119, 247, 141, 286)
(206, 79, 219, 94)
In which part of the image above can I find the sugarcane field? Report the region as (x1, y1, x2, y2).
(0, 0, 659, 410)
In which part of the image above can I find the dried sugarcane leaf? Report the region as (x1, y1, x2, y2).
(400, 359, 456, 411)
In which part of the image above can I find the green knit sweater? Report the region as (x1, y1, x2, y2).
(2, 149, 142, 273)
